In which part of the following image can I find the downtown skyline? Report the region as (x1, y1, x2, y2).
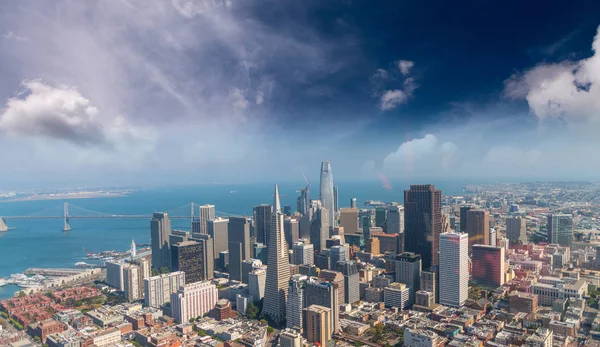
(1, 1, 600, 188)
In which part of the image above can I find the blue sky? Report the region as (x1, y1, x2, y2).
(1, 0, 600, 188)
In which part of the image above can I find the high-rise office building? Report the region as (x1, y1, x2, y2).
(171, 241, 204, 284)
(320, 161, 335, 228)
(305, 277, 339, 333)
(304, 305, 332, 346)
(439, 232, 469, 307)
(339, 208, 358, 235)
(404, 185, 442, 269)
(315, 250, 331, 270)
(144, 271, 186, 308)
(292, 240, 314, 265)
(310, 207, 330, 252)
(123, 258, 149, 302)
(106, 262, 125, 291)
(262, 185, 291, 324)
(506, 216, 527, 244)
(350, 198, 357, 209)
(297, 183, 311, 216)
(547, 214, 574, 248)
(286, 274, 307, 330)
(170, 281, 218, 323)
(284, 216, 300, 249)
(329, 245, 346, 269)
(386, 206, 404, 234)
(472, 245, 505, 288)
(337, 261, 359, 304)
(333, 186, 339, 216)
(421, 267, 438, 303)
(151, 212, 172, 270)
(384, 282, 411, 309)
(253, 242, 268, 264)
(365, 237, 380, 255)
(198, 205, 215, 235)
(459, 205, 472, 233)
(207, 218, 229, 269)
(359, 209, 372, 236)
(253, 204, 272, 246)
(393, 252, 422, 306)
(248, 268, 266, 302)
(375, 207, 387, 230)
(241, 259, 262, 284)
(228, 216, 251, 282)
(190, 234, 215, 281)
(466, 209, 490, 253)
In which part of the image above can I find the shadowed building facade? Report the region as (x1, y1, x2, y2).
(403, 185, 442, 270)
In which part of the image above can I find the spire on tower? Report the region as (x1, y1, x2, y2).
(273, 184, 281, 213)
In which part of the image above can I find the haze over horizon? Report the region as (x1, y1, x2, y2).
(2, 0, 600, 188)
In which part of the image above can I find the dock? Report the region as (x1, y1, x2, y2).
(24, 268, 88, 276)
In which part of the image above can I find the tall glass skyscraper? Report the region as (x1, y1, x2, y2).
(320, 161, 335, 228)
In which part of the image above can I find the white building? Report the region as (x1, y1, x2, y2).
(170, 281, 218, 323)
(143, 271, 186, 308)
(106, 262, 124, 291)
(525, 327, 553, 347)
(287, 274, 307, 330)
(439, 232, 469, 307)
(248, 268, 266, 302)
(279, 328, 303, 347)
(383, 282, 410, 309)
(93, 328, 121, 347)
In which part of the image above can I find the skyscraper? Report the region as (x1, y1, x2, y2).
(329, 245, 346, 269)
(333, 186, 339, 215)
(151, 212, 172, 270)
(292, 240, 314, 265)
(466, 209, 490, 253)
(171, 241, 204, 284)
(253, 204, 272, 246)
(199, 204, 215, 234)
(339, 208, 358, 235)
(386, 205, 404, 234)
(207, 218, 229, 270)
(262, 185, 291, 325)
(305, 277, 340, 333)
(393, 252, 422, 306)
(506, 216, 527, 244)
(310, 207, 330, 252)
(228, 216, 251, 282)
(248, 267, 266, 302)
(320, 161, 335, 228)
(439, 232, 469, 307)
(472, 245, 505, 288)
(459, 205, 472, 232)
(350, 198, 357, 209)
(547, 214, 573, 247)
(284, 216, 300, 249)
(304, 305, 332, 346)
(375, 207, 387, 229)
(404, 185, 442, 269)
(287, 274, 307, 330)
(190, 233, 215, 281)
(144, 271, 186, 308)
(337, 261, 359, 304)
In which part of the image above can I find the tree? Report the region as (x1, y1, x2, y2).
(34, 336, 41, 343)
(266, 326, 274, 334)
(18, 291, 25, 298)
(189, 317, 196, 323)
(246, 303, 259, 319)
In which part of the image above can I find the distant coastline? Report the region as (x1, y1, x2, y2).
(0, 190, 132, 203)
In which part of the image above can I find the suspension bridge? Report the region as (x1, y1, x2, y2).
(0, 202, 238, 232)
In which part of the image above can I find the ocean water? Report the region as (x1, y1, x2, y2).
(0, 181, 465, 298)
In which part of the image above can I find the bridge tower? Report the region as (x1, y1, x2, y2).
(63, 202, 71, 232)
(0, 217, 8, 232)
(190, 202, 195, 231)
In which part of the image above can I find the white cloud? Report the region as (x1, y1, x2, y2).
(0, 80, 153, 150)
(396, 60, 414, 76)
(379, 90, 408, 111)
(504, 25, 600, 122)
(230, 87, 249, 113)
(382, 134, 458, 176)
(256, 90, 264, 105)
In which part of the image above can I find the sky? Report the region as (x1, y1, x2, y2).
(2, 0, 600, 188)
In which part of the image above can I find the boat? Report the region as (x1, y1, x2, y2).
(0, 278, 10, 287)
(75, 262, 90, 268)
